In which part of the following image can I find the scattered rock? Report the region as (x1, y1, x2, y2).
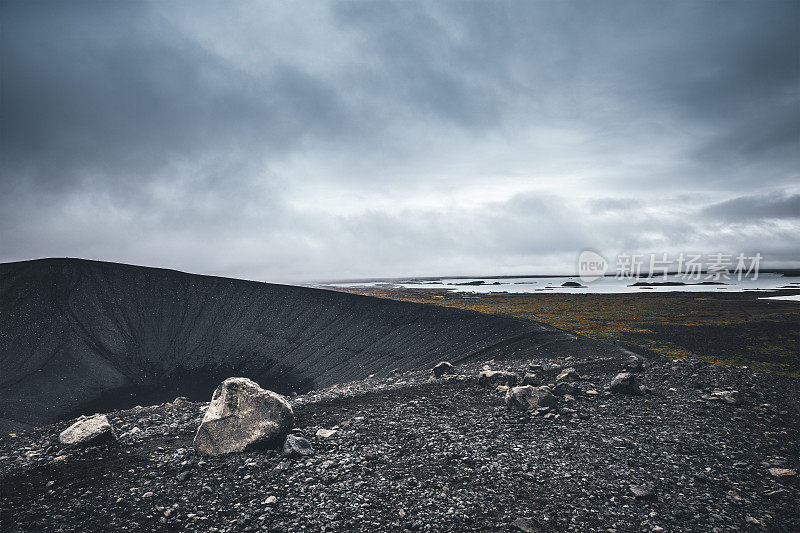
(510, 516, 542, 532)
(176, 471, 192, 482)
(702, 389, 740, 405)
(58, 414, 117, 447)
(193, 377, 294, 456)
(630, 484, 656, 500)
(505, 386, 557, 411)
(765, 488, 790, 498)
(316, 428, 337, 439)
(551, 382, 578, 396)
(556, 367, 581, 381)
(478, 370, 518, 387)
(264, 495, 277, 505)
(433, 361, 455, 378)
(745, 516, 765, 527)
(521, 373, 541, 386)
(282, 435, 314, 458)
(610, 372, 643, 395)
(624, 356, 645, 372)
(768, 468, 796, 477)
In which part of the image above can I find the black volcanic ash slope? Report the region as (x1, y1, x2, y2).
(0, 258, 574, 432)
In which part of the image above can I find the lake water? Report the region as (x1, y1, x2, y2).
(323, 272, 800, 295)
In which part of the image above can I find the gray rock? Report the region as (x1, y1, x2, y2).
(610, 372, 643, 395)
(282, 435, 314, 458)
(556, 367, 581, 381)
(551, 382, 578, 396)
(194, 377, 294, 456)
(478, 370, 518, 387)
(521, 373, 541, 386)
(630, 484, 656, 500)
(624, 356, 645, 372)
(58, 414, 117, 447)
(433, 361, 455, 378)
(505, 385, 557, 411)
(510, 517, 541, 532)
(702, 389, 740, 405)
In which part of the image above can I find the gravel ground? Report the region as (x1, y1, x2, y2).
(1, 351, 798, 532)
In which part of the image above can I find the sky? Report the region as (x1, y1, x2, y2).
(1, 0, 799, 282)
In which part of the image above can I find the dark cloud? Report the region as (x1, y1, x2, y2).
(703, 192, 800, 222)
(1, 0, 798, 279)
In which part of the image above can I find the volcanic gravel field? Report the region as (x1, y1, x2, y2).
(2, 348, 798, 532)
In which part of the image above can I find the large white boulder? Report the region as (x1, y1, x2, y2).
(194, 377, 294, 456)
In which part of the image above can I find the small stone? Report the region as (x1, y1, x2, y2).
(702, 389, 740, 405)
(315, 429, 337, 439)
(768, 468, 796, 477)
(264, 495, 277, 505)
(282, 435, 314, 458)
(630, 484, 656, 500)
(433, 361, 455, 378)
(624, 356, 645, 372)
(521, 373, 541, 386)
(176, 471, 191, 482)
(556, 367, 581, 381)
(58, 414, 117, 447)
(610, 373, 643, 395)
(505, 385, 557, 411)
(142, 492, 154, 498)
(478, 370, 518, 387)
(551, 382, 577, 396)
(765, 488, 790, 498)
(510, 517, 541, 532)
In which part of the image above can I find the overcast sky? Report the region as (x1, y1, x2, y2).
(2, 0, 799, 281)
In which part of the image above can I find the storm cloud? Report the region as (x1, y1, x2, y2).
(1, 0, 798, 280)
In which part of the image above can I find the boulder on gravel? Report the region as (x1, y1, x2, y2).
(556, 367, 581, 381)
(478, 370, 518, 387)
(624, 356, 645, 372)
(521, 373, 541, 386)
(194, 377, 294, 456)
(609, 372, 643, 395)
(505, 385, 557, 411)
(510, 517, 542, 532)
(59, 414, 116, 447)
(433, 361, 455, 378)
(283, 435, 314, 458)
(551, 382, 578, 396)
(702, 389, 740, 405)
(630, 484, 656, 500)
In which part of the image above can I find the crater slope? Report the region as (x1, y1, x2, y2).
(0, 258, 586, 432)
